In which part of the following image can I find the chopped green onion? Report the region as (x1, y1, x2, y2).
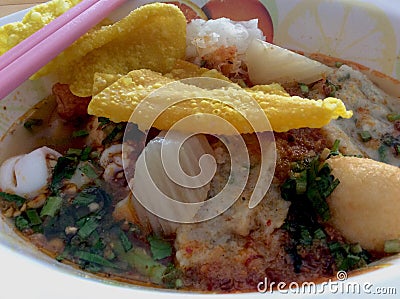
(328, 242, 342, 252)
(118, 247, 167, 284)
(120, 231, 133, 252)
(98, 117, 110, 128)
(330, 139, 341, 156)
(50, 156, 79, 193)
(148, 235, 173, 260)
(334, 61, 343, 68)
(0, 192, 26, 208)
(79, 163, 98, 179)
(359, 131, 372, 142)
(81, 146, 92, 161)
(387, 114, 400, 122)
(326, 80, 340, 97)
(15, 216, 30, 231)
(102, 123, 124, 145)
(89, 151, 100, 159)
(73, 193, 96, 206)
(23, 118, 43, 130)
(66, 148, 82, 156)
(72, 130, 89, 138)
(322, 178, 340, 199)
(40, 196, 63, 217)
(162, 264, 183, 289)
(74, 251, 119, 269)
(381, 133, 394, 146)
(350, 244, 363, 254)
(88, 230, 101, 247)
(395, 145, 400, 156)
(329, 241, 369, 271)
(299, 227, 313, 246)
(314, 228, 326, 240)
(295, 171, 307, 194)
(378, 145, 388, 163)
(384, 239, 400, 253)
(26, 209, 42, 226)
(299, 83, 309, 94)
(346, 254, 361, 263)
(174, 279, 183, 289)
(78, 217, 98, 239)
(236, 79, 248, 88)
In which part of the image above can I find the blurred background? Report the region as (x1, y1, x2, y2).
(0, 1, 45, 18)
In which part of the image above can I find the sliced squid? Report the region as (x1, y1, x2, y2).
(129, 131, 215, 236)
(0, 146, 61, 199)
(99, 144, 124, 183)
(326, 156, 400, 252)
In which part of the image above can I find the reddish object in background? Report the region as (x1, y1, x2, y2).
(166, 1, 205, 22)
(202, 0, 274, 42)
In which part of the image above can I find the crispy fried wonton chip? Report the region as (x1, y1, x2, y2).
(88, 69, 353, 134)
(0, 0, 80, 56)
(92, 73, 123, 95)
(165, 60, 230, 81)
(52, 3, 186, 97)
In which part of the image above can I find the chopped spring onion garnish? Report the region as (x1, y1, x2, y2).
(40, 196, 63, 217)
(381, 133, 395, 146)
(97, 117, 110, 128)
(329, 242, 369, 271)
(378, 145, 388, 163)
(313, 228, 326, 240)
(335, 61, 343, 68)
(81, 146, 92, 161)
(384, 239, 400, 253)
(359, 131, 372, 142)
(299, 83, 309, 94)
(78, 217, 99, 239)
(281, 156, 339, 222)
(120, 230, 133, 252)
(79, 163, 98, 179)
(26, 209, 42, 226)
(148, 235, 173, 260)
(330, 139, 341, 157)
(0, 191, 26, 208)
(387, 114, 400, 122)
(66, 148, 82, 156)
(326, 80, 340, 97)
(72, 130, 89, 138)
(66, 147, 92, 160)
(15, 216, 30, 231)
(117, 247, 167, 284)
(50, 156, 79, 193)
(294, 171, 307, 194)
(396, 145, 400, 156)
(102, 123, 125, 145)
(73, 193, 97, 206)
(74, 251, 120, 269)
(23, 118, 43, 130)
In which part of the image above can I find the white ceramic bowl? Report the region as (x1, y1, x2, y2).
(1, 1, 399, 298)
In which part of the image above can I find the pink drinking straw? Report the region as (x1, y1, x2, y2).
(0, 0, 128, 100)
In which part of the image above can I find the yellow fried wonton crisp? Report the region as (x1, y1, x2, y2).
(50, 3, 187, 97)
(0, 0, 81, 56)
(88, 68, 353, 134)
